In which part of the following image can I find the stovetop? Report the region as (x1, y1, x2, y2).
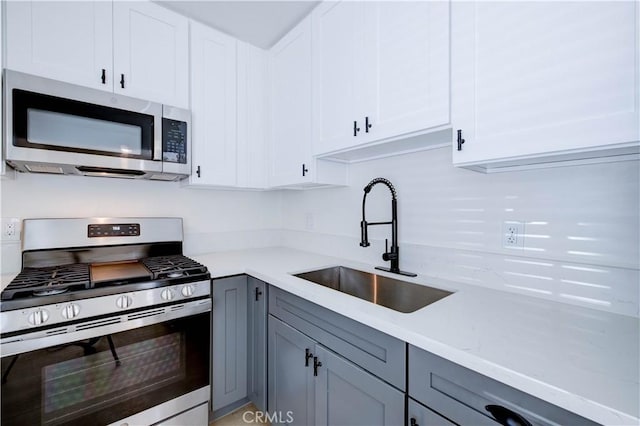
(2, 255, 208, 302)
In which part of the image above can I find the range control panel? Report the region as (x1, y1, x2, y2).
(88, 223, 140, 238)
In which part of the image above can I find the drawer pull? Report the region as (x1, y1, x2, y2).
(305, 348, 313, 367)
(485, 404, 532, 426)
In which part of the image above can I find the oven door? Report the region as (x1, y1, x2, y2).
(0, 299, 210, 426)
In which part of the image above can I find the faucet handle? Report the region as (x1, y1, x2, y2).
(382, 239, 390, 261)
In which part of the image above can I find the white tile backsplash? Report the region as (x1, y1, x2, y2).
(1, 146, 638, 316)
(280, 147, 640, 316)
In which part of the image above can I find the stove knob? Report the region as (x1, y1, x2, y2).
(61, 303, 80, 319)
(27, 309, 49, 326)
(181, 285, 194, 297)
(161, 288, 175, 301)
(116, 295, 133, 309)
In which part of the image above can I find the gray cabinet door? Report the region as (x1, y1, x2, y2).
(314, 345, 404, 426)
(408, 398, 456, 426)
(247, 277, 268, 412)
(212, 276, 248, 411)
(268, 315, 315, 425)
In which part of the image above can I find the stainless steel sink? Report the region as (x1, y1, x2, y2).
(293, 266, 452, 313)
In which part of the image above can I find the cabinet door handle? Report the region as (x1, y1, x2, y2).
(457, 129, 465, 151)
(410, 418, 418, 426)
(485, 405, 532, 426)
(196, 165, 201, 178)
(353, 121, 361, 136)
(365, 116, 372, 132)
(101, 69, 106, 84)
(305, 348, 313, 367)
(302, 163, 309, 177)
(313, 356, 322, 376)
(120, 74, 125, 89)
(254, 287, 263, 301)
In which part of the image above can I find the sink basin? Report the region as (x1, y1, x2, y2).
(293, 266, 452, 313)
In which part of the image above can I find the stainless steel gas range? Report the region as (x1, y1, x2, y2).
(0, 217, 211, 426)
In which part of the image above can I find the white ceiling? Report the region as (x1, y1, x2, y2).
(156, 1, 320, 49)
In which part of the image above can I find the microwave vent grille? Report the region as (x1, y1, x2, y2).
(150, 174, 180, 181)
(24, 164, 65, 174)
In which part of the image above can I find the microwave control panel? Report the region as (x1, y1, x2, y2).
(162, 118, 187, 164)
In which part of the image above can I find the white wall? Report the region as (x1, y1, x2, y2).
(280, 147, 640, 317)
(0, 173, 283, 273)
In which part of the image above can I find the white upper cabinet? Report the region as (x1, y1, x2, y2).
(269, 17, 314, 187)
(237, 42, 269, 190)
(365, 1, 450, 145)
(312, 1, 451, 160)
(5, 1, 189, 108)
(113, 2, 189, 108)
(5, 1, 113, 90)
(451, 1, 640, 171)
(186, 21, 238, 187)
(312, 1, 363, 155)
(269, 17, 347, 188)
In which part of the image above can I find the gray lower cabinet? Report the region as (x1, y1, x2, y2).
(407, 398, 455, 426)
(408, 345, 599, 426)
(314, 345, 404, 426)
(268, 315, 316, 425)
(212, 276, 248, 414)
(247, 277, 268, 412)
(268, 287, 405, 426)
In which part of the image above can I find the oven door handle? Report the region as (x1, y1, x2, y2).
(0, 299, 211, 358)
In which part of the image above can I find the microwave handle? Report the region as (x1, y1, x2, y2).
(154, 114, 163, 161)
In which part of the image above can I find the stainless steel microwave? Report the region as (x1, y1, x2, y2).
(2, 70, 191, 181)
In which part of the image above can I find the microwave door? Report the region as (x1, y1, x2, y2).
(4, 70, 163, 176)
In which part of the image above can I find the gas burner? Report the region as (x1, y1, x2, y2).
(33, 287, 69, 297)
(2, 264, 90, 301)
(141, 255, 207, 280)
(166, 272, 184, 279)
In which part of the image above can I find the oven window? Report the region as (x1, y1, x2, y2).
(1, 312, 210, 426)
(12, 89, 154, 160)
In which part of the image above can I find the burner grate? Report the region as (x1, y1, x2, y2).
(2, 263, 90, 300)
(141, 255, 208, 280)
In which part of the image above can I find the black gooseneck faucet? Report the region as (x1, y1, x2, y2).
(360, 178, 416, 277)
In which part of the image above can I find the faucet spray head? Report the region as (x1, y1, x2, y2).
(359, 220, 370, 247)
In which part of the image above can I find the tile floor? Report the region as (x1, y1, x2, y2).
(211, 403, 270, 426)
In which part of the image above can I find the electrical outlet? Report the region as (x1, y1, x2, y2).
(1, 218, 21, 242)
(503, 221, 524, 249)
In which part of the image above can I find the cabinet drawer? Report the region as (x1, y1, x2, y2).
(409, 345, 598, 426)
(269, 286, 406, 390)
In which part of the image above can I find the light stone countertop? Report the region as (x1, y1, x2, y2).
(1, 247, 638, 424)
(193, 247, 639, 426)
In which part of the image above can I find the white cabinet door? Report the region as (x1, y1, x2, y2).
(5, 1, 113, 90)
(365, 1, 450, 143)
(269, 17, 314, 187)
(451, 1, 640, 168)
(312, 0, 364, 154)
(311, 1, 451, 158)
(237, 42, 269, 189)
(113, 2, 189, 108)
(187, 21, 238, 187)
